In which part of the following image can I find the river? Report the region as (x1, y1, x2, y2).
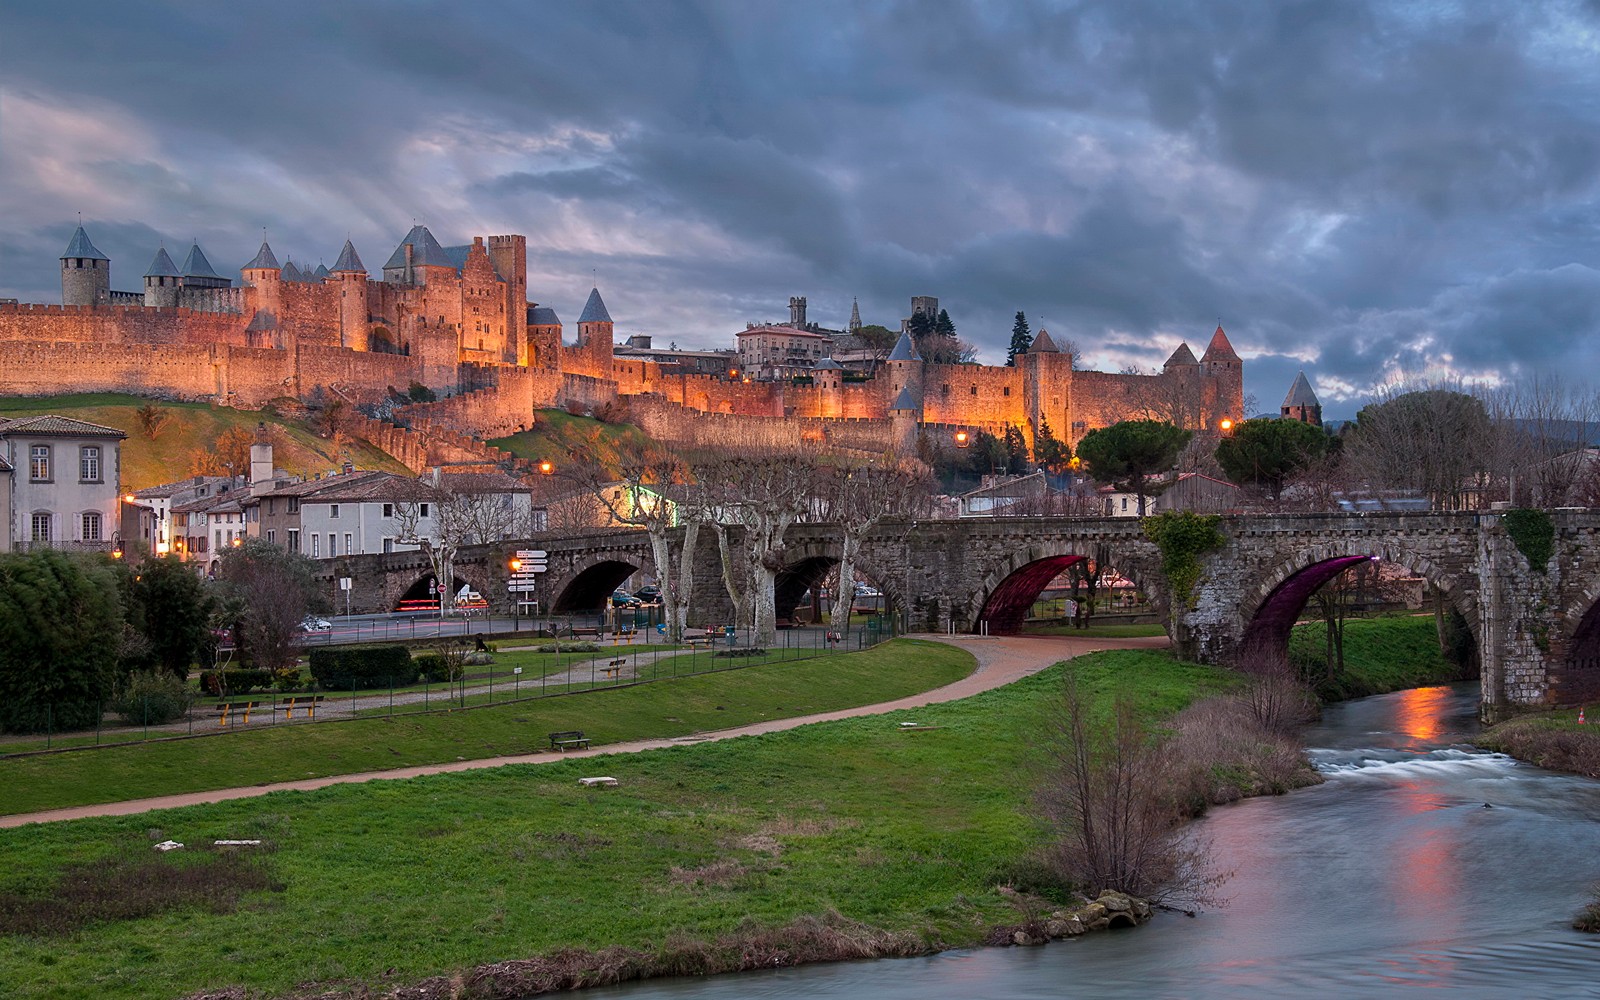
(579, 683, 1600, 999)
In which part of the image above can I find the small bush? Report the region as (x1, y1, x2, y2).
(415, 653, 463, 683)
(272, 668, 304, 692)
(1576, 883, 1600, 932)
(198, 669, 275, 697)
(108, 671, 196, 725)
(308, 644, 418, 691)
(714, 647, 767, 659)
(537, 642, 601, 653)
(463, 651, 494, 666)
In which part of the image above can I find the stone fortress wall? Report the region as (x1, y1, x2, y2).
(1, 223, 1246, 465)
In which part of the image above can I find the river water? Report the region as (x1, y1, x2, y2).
(581, 683, 1600, 999)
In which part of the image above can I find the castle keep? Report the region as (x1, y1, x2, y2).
(9, 224, 1245, 463)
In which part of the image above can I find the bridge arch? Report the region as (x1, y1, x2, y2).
(773, 539, 899, 623)
(392, 568, 488, 612)
(550, 552, 645, 614)
(1237, 539, 1477, 674)
(1549, 572, 1600, 705)
(970, 541, 1158, 635)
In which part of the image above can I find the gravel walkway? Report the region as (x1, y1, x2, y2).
(0, 633, 1167, 828)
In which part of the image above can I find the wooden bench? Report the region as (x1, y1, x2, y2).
(275, 694, 326, 719)
(775, 617, 799, 630)
(570, 626, 601, 638)
(683, 636, 712, 648)
(601, 658, 627, 679)
(215, 701, 262, 726)
(548, 730, 591, 752)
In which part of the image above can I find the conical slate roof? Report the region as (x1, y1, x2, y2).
(331, 239, 365, 273)
(528, 306, 561, 326)
(244, 241, 279, 270)
(281, 259, 304, 282)
(144, 247, 181, 278)
(180, 243, 221, 279)
(890, 385, 918, 411)
(382, 225, 455, 270)
(813, 358, 844, 370)
(1164, 343, 1199, 367)
(313, 263, 330, 279)
(61, 225, 108, 261)
(578, 287, 612, 324)
(888, 330, 921, 362)
(1283, 371, 1321, 408)
(1201, 325, 1240, 363)
(1030, 328, 1060, 353)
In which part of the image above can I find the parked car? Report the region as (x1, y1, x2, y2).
(612, 590, 642, 608)
(299, 616, 333, 633)
(634, 585, 662, 604)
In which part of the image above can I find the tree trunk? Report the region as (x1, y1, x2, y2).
(830, 535, 861, 632)
(647, 529, 678, 643)
(672, 522, 700, 642)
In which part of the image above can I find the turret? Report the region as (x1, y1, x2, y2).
(789, 295, 808, 328)
(60, 225, 110, 306)
(486, 234, 528, 365)
(1281, 371, 1323, 426)
(249, 422, 275, 496)
(143, 247, 182, 307)
(382, 225, 455, 286)
(1021, 328, 1072, 451)
(813, 357, 844, 418)
(241, 240, 282, 330)
(331, 239, 369, 351)
(889, 383, 920, 455)
(179, 243, 229, 290)
(576, 286, 615, 378)
(1200, 324, 1245, 426)
(886, 330, 923, 415)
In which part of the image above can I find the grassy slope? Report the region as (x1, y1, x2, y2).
(0, 649, 1232, 1000)
(0, 639, 973, 815)
(1478, 709, 1600, 778)
(489, 409, 656, 476)
(0, 393, 409, 489)
(1289, 613, 1469, 700)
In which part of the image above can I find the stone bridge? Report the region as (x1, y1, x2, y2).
(318, 510, 1600, 720)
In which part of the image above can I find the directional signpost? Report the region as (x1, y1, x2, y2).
(508, 549, 547, 624)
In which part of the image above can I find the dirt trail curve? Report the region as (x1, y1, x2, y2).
(0, 634, 1167, 829)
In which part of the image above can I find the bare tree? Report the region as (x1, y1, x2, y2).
(214, 537, 318, 674)
(1119, 365, 1209, 430)
(814, 457, 934, 631)
(697, 453, 819, 645)
(394, 469, 527, 613)
(1341, 380, 1494, 510)
(1489, 376, 1600, 507)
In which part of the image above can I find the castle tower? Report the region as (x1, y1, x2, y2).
(849, 297, 861, 333)
(179, 243, 229, 290)
(576, 286, 615, 378)
(1281, 371, 1323, 426)
(248, 422, 275, 496)
(143, 247, 182, 307)
(382, 225, 456, 286)
(1020, 327, 1072, 449)
(813, 357, 844, 418)
(60, 225, 110, 306)
(789, 295, 808, 328)
(890, 384, 920, 455)
(331, 239, 369, 351)
(526, 304, 562, 370)
(886, 330, 923, 419)
(1162, 343, 1200, 371)
(1200, 325, 1244, 425)
(241, 240, 282, 330)
(486, 235, 528, 365)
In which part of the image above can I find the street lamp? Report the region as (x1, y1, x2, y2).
(538, 460, 554, 475)
(954, 430, 970, 448)
(1219, 418, 1234, 435)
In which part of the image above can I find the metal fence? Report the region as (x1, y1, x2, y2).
(0, 620, 897, 758)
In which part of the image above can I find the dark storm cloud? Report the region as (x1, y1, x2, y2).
(5, 0, 1600, 419)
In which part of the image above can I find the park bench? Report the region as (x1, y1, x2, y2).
(601, 658, 627, 679)
(275, 694, 326, 719)
(215, 700, 262, 726)
(775, 617, 798, 630)
(570, 626, 601, 638)
(548, 730, 591, 752)
(683, 635, 712, 648)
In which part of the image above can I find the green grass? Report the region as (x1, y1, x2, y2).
(0, 639, 973, 816)
(489, 408, 657, 476)
(1019, 623, 1167, 638)
(1478, 709, 1600, 778)
(0, 648, 1231, 1000)
(1288, 613, 1472, 700)
(0, 393, 409, 489)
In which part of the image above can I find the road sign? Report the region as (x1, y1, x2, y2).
(507, 582, 538, 593)
(516, 549, 547, 559)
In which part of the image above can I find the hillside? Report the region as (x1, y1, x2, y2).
(490, 409, 658, 476)
(0, 393, 410, 490)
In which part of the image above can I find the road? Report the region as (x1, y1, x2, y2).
(0, 633, 1168, 827)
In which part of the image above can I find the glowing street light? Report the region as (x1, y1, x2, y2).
(538, 460, 554, 475)
(509, 557, 522, 573)
(954, 430, 970, 448)
(1219, 418, 1234, 433)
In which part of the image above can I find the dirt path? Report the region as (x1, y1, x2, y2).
(0, 634, 1167, 829)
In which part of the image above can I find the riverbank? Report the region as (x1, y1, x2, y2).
(0, 645, 1279, 1000)
(1290, 613, 1473, 701)
(1477, 708, 1600, 779)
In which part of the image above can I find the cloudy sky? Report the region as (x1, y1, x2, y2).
(5, 1, 1600, 418)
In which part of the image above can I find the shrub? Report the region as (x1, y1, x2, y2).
(537, 642, 601, 653)
(308, 645, 418, 691)
(198, 668, 275, 697)
(463, 651, 494, 666)
(108, 671, 196, 725)
(273, 668, 305, 692)
(415, 653, 462, 683)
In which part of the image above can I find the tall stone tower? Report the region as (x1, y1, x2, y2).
(331, 239, 369, 351)
(1281, 372, 1323, 426)
(886, 330, 923, 418)
(486, 235, 528, 365)
(576, 286, 615, 378)
(890, 384, 920, 455)
(788, 295, 808, 328)
(849, 297, 861, 333)
(1200, 325, 1244, 425)
(1020, 328, 1072, 449)
(60, 226, 110, 306)
(241, 240, 282, 325)
(143, 247, 182, 307)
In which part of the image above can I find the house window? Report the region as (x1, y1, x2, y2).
(328, 534, 337, 557)
(382, 503, 394, 518)
(79, 446, 102, 482)
(287, 529, 300, 553)
(288, 497, 300, 514)
(82, 512, 102, 541)
(382, 537, 394, 554)
(214, 529, 223, 551)
(345, 532, 353, 555)
(267, 529, 276, 544)
(312, 534, 320, 558)
(29, 445, 50, 482)
(267, 498, 275, 515)
(330, 504, 340, 519)
(30, 512, 51, 541)
(419, 503, 429, 517)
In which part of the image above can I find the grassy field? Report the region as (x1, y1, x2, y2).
(0, 393, 409, 489)
(1288, 613, 1471, 700)
(489, 408, 656, 476)
(0, 639, 973, 816)
(0, 648, 1234, 1000)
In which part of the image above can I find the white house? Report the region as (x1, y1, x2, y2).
(0, 415, 127, 553)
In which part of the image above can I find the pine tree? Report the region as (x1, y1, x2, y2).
(1003, 424, 1030, 474)
(1034, 415, 1072, 475)
(1007, 311, 1032, 366)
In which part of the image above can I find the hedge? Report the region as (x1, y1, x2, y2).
(308, 645, 418, 691)
(198, 668, 276, 697)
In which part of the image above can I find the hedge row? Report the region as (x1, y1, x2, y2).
(308, 645, 418, 691)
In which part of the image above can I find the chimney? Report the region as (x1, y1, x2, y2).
(342, 462, 353, 475)
(431, 466, 441, 487)
(249, 423, 276, 497)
